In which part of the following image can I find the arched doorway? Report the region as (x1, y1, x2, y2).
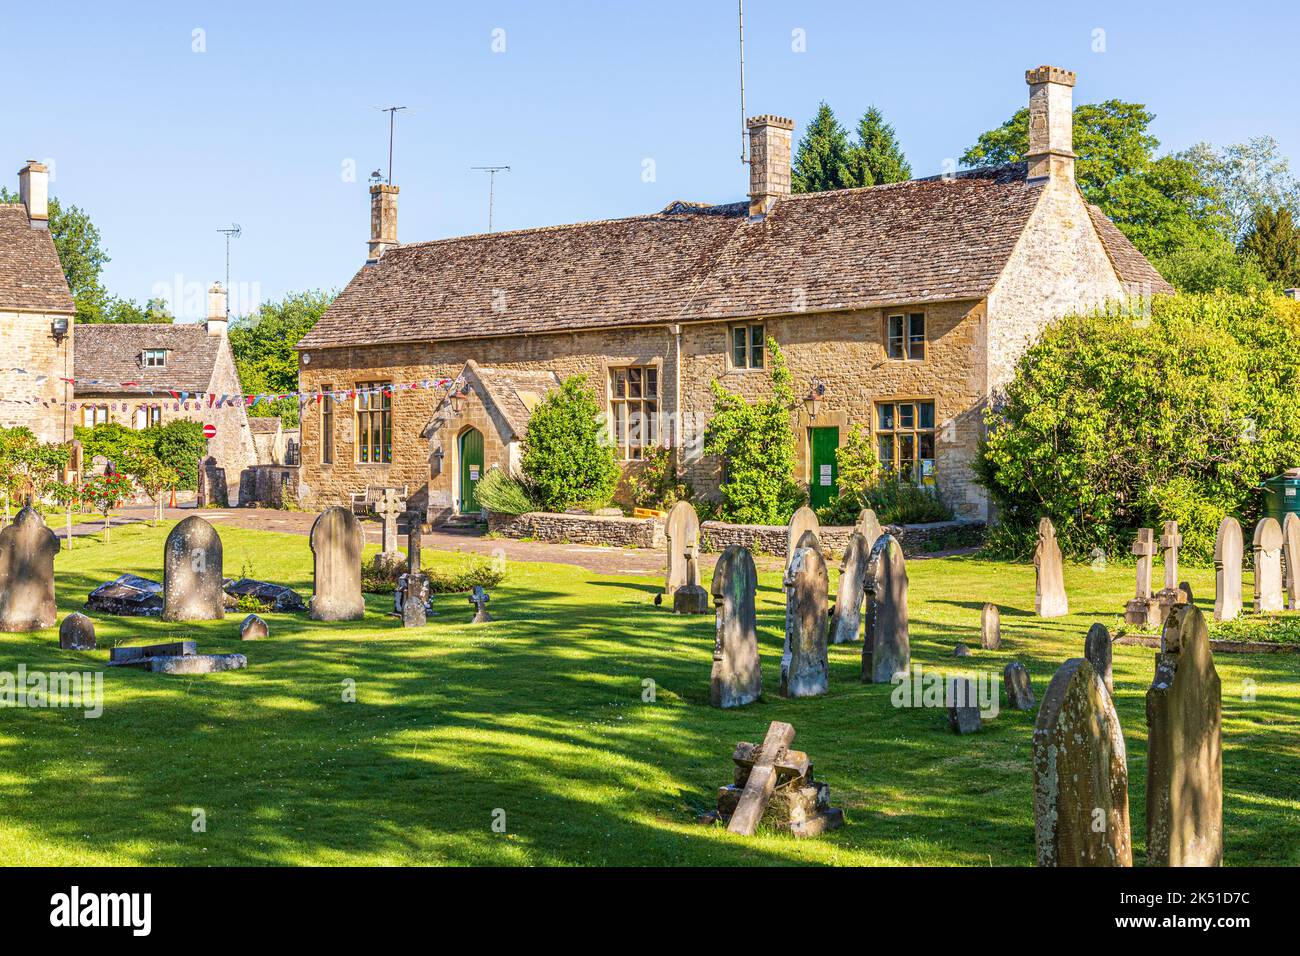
(458, 427, 484, 514)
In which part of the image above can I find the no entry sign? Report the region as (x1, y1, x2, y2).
(202, 423, 217, 439)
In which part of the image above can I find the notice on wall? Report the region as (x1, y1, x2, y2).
(470, 466, 480, 481)
(819, 465, 832, 486)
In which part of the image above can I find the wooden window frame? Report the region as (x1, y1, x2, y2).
(354, 381, 392, 465)
(142, 348, 166, 368)
(885, 311, 926, 361)
(608, 365, 660, 461)
(321, 384, 335, 465)
(82, 404, 109, 427)
(729, 323, 766, 370)
(874, 398, 937, 484)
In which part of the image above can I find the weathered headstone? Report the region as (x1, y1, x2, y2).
(785, 505, 821, 568)
(1152, 520, 1188, 622)
(1125, 528, 1161, 627)
(401, 510, 429, 627)
(1283, 512, 1300, 611)
(862, 533, 909, 684)
(1084, 622, 1113, 696)
(469, 585, 493, 624)
(673, 581, 710, 614)
(1213, 517, 1243, 623)
(240, 613, 269, 640)
(947, 677, 982, 734)
(981, 603, 1001, 650)
(0, 506, 59, 632)
(856, 508, 883, 554)
(663, 501, 700, 599)
(1252, 517, 1284, 613)
(953, 643, 972, 657)
(780, 545, 828, 698)
(828, 531, 868, 645)
(308, 506, 365, 621)
(1146, 605, 1223, 867)
(1033, 517, 1068, 617)
(710, 545, 761, 708)
(161, 515, 225, 622)
(1179, 581, 1194, 605)
(85, 573, 164, 616)
(373, 488, 406, 559)
(1033, 658, 1132, 866)
(59, 611, 96, 650)
(726, 721, 796, 836)
(196, 455, 228, 508)
(1004, 661, 1035, 710)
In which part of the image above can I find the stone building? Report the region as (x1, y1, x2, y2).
(0, 161, 76, 444)
(73, 284, 258, 503)
(295, 65, 1172, 523)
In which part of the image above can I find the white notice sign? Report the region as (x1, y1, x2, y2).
(819, 465, 832, 486)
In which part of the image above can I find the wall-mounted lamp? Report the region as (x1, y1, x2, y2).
(449, 381, 471, 415)
(51, 316, 69, 341)
(804, 378, 826, 420)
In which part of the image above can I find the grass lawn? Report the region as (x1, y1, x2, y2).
(1, 520, 1297, 866)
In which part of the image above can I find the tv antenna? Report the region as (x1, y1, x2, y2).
(216, 223, 241, 318)
(738, 0, 748, 164)
(471, 166, 510, 232)
(374, 106, 407, 184)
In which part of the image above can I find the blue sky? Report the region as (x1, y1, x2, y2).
(4, 0, 1298, 318)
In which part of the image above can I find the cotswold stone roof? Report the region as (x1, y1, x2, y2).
(420, 360, 560, 441)
(299, 163, 1164, 348)
(1086, 205, 1176, 295)
(74, 323, 224, 394)
(0, 203, 75, 314)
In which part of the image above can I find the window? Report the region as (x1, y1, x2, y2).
(730, 324, 765, 369)
(142, 349, 166, 368)
(82, 404, 109, 427)
(876, 400, 936, 483)
(133, 405, 162, 429)
(355, 382, 391, 464)
(609, 365, 659, 460)
(886, 312, 926, 360)
(321, 384, 335, 465)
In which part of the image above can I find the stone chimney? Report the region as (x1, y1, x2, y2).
(17, 160, 49, 227)
(206, 282, 228, 335)
(747, 115, 795, 219)
(1025, 66, 1076, 183)
(368, 183, 399, 262)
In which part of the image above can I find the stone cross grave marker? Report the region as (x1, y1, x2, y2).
(981, 603, 1001, 650)
(161, 515, 225, 622)
(1084, 622, 1113, 696)
(1153, 520, 1188, 620)
(780, 541, 828, 698)
(785, 506, 820, 569)
(1033, 658, 1132, 866)
(0, 506, 60, 632)
(663, 501, 700, 599)
(1034, 517, 1068, 617)
(309, 506, 365, 621)
(1146, 605, 1223, 867)
(373, 488, 406, 557)
(402, 509, 429, 627)
(862, 533, 909, 684)
(828, 530, 868, 645)
(1213, 517, 1243, 622)
(1253, 517, 1284, 613)
(1125, 528, 1160, 626)
(469, 585, 493, 624)
(710, 545, 761, 708)
(1004, 661, 1036, 711)
(1283, 512, 1300, 611)
(726, 720, 797, 836)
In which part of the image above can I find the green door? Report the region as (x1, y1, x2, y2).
(459, 428, 484, 514)
(808, 426, 839, 510)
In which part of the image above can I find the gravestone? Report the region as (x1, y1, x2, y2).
(161, 516, 225, 622)
(1084, 622, 1113, 696)
(1283, 512, 1300, 611)
(953, 643, 972, 657)
(469, 585, 493, 624)
(1004, 661, 1036, 710)
(1033, 517, 1068, 617)
(947, 677, 981, 734)
(1152, 520, 1189, 622)
(710, 545, 761, 708)
(785, 506, 821, 568)
(402, 510, 429, 628)
(862, 533, 909, 684)
(856, 508, 883, 554)
(59, 611, 96, 650)
(240, 613, 269, 640)
(224, 578, 306, 613)
(827, 531, 868, 645)
(1125, 528, 1161, 627)
(0, 506, 60, 632)
(1033, 658, 1132, 866)
(726, 721, 797, 836)
(1213, 517, 1243, 623)
(1179, 581, 1194, 605)
(981, 603, 1001, 650)
(85, 573, 163, 616)
(308, 506, 365, 621)
(663, 501, 700, 599)
(373, 488, 406, 559)
(196, 455, 228, 508)
(780, 545, 828, 698)
(1252, 517, 1284, 613)
(1146, 605, 1223, 867)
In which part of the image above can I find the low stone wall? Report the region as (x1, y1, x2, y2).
(700, 519, 983, 556)
(487, 511, 666, 549)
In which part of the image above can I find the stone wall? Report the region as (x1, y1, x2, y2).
(0, 309, 74, 444)
(487, 511, 666, 549)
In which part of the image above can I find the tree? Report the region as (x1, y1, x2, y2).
(520, 376, 621, 512)
(124, 453, 180, 526)
(844, 107, 912, 188)
(229, 290, 335, 425)
(704, 338, 802, 524)
(791, 103, 854, 193)
(80, 472, 134, 543)
(1154, 235, 1271, 294)
(1240, 206, 1300, 286)
(1179, 137, 1300, 244)
(0, 427, 70, 507)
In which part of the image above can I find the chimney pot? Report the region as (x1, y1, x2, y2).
(746, 115, 795, 219)
(206, 282, 228, 335)
(368, 183, 399, 262)
(1025, 65, 1076, 183)
(17, 160, 49, 226)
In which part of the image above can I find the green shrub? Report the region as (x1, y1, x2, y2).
(0, 426, 70, 503)
(817, 479, 954, 526)
(76, 419, 207, 490)
(474, 468, 537, 516)
(979, 290, 1300, 561)
(521, 376, 621, 512)
(704, 338, 803, 524)
(625, 445, 692, 510)
(361, 557, 505, 595)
